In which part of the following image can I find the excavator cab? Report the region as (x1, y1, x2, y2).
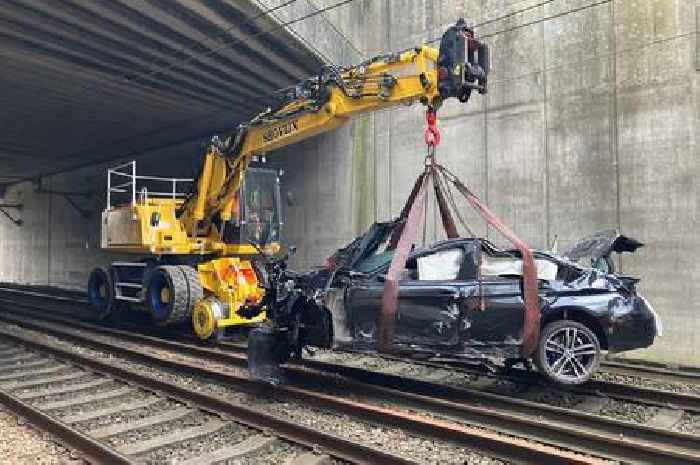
(223, 168, 282, 250)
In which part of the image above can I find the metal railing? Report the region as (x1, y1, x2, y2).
(107, 161, 193, 210)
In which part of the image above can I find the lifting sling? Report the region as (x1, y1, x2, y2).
(379, 109, 541, 357)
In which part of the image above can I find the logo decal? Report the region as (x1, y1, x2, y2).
(262, 120, 299, 143)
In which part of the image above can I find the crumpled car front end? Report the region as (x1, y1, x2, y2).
(558, 230, 662, 352)
(604, 284, 662, 353)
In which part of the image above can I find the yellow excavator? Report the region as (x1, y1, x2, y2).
(88, 19, 489, 340)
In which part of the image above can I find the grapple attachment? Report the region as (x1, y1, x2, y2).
(437, 18, 489, 102)
(247, 326, 290, 384)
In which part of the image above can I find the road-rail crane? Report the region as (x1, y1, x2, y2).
(88, 19, 489, 340)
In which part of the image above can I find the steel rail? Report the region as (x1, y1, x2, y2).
(0, 387, 134, 465)
(0, 306, 697, 464)
(5, 284, 700, 387)
(351, 350, 700, 413)
(600, 360, 700, 386)
(2, 287, 699, 413)
(0, 331, 416, 465)
(0, 309, 603, 465)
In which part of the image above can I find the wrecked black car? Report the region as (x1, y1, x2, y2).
(250, 223, 662, 386)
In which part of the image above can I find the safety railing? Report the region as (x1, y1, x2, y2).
(107, 161, 194, 210)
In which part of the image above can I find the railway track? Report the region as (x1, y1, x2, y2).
(327, 349, 700, 412)
(0, 296, 698, 464)
(1, 285, 698, 408)
(0, 300, 605, 465)
(5, 284, 699, 387)
(0, 340, 436, 465)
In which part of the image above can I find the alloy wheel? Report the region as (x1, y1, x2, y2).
(543, 326, 598, 382)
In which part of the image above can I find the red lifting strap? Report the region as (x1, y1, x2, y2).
(379, 161, 540, 358)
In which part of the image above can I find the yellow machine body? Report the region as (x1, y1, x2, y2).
(101, 198, 281, 256)
(192, 257, 266, 339)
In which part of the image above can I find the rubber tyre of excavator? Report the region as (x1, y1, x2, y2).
(87, 267, 120, 321)
(145, 265, 192, 326)
(177, 265, 203, 320)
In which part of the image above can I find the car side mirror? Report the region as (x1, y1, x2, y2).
(288, 245, 297, 256)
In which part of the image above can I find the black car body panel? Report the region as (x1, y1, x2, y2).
(295, 225, 660, 361)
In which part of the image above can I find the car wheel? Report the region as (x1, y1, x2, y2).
(535, 320, 600, 385)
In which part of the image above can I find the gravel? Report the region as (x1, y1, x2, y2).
(0, 405, 83, 465)
(139, 422, 256, 463)
(0, 322, 509, 465)
(74, 398, 175, 431)
(315, 352, 482, 388)
(107, 410, 219, 448)
(516, 386, 585, 409)
(0, 359, 59, 375)
(219, 440, 323, 465)
(594, 370, 700, 396)
(674, 412, 700, 435)
(48, 390, 156, 419)
(599, 399, 658, 424)
(263, 398, 506, 465)
(8, 373, 98, 397)
(312, 350, 680, 428)
(22, 380, 126, 405)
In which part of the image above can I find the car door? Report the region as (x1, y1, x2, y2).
(463, 252, 526, 346)
(392, 280, 462, 346)
(345, 245, 471, 348)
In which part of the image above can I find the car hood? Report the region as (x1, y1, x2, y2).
(562, 229, 644, 262)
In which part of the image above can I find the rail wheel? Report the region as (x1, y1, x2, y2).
(534, 320, 601, 385)
(193, 297, 224, 340)
(87, 267, 119, 320)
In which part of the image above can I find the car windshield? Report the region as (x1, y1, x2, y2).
(355, 249, 394, 273)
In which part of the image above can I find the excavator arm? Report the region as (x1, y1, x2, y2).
(181, 19, 489, 244)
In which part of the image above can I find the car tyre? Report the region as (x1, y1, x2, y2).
(534, 319, 600, 386)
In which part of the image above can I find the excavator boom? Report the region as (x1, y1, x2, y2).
(181, 18, 489, 243)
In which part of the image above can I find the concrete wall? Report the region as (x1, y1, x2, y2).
(0, 141, 205, 289)
(273, 0, 700, 365)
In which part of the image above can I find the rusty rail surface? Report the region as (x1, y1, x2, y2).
(600, 359, 700, 386)
(0, 387, 133, 465)
(1, 299, 699, 464)
(0, 331, 417, 465)
(8, 284, 699, 411)
(0, 305, 603, 465)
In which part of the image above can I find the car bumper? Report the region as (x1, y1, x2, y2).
(608, 295, 660, 352)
